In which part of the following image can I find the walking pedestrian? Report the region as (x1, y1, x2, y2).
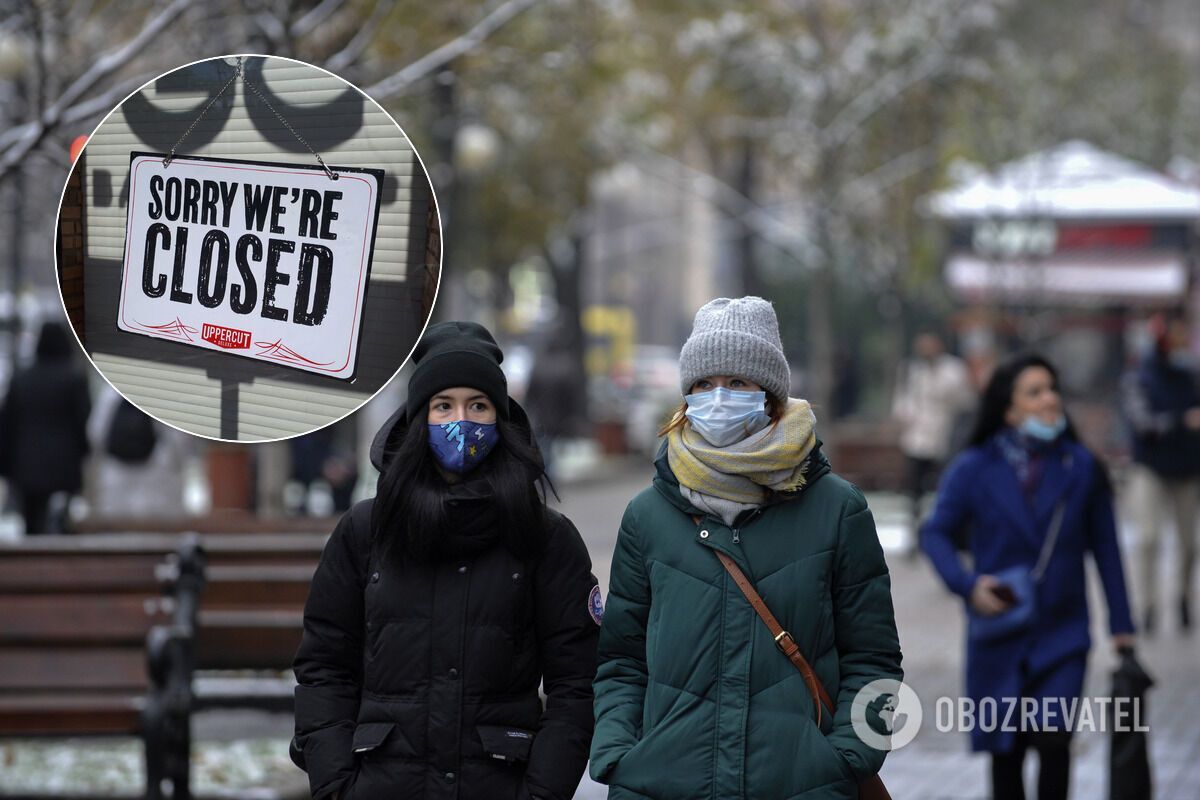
(291, 321, 600, 800)
(88, 383, 191, 518)
(922, 353, 1136, 800)
(590, 296, 903, 799)
(891, 331, 975, 552)
(1119, 312, 1200, 634)
(0, 321, 91, 533)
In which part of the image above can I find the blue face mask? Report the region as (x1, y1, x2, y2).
(428, 420, 499, 474)
(1018, 414, 1067, 442)
(684, 387, 770, 447)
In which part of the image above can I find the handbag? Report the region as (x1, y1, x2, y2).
(967, 501, 1064, 643)
(714, 548, 892, 800)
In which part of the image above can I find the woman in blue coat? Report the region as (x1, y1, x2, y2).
(922, 353, 1136, 800)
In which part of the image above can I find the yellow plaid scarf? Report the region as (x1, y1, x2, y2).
(667, 398, 818, 505)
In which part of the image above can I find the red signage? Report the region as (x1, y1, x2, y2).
(1056, 225, 1152, 250)
(202, 323, 251, 350)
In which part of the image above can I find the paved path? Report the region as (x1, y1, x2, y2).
(556, 470, 1200, 800)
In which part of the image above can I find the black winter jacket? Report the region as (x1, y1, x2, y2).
(0, 360, 90, 493)
(291, 405, 600, 800)
(1121, 351, 1200, 476)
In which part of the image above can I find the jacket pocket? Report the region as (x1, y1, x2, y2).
(817, 730, 856, 784)
(351, 722, 396, 754)
(477, 725, 535, 763)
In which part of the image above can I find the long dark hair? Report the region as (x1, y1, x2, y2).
(967, 353, 1079, 447)
(370, 412, 554, 563)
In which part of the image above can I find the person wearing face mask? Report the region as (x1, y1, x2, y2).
(1120, 312, 1200, 635)
(922, 353, 1136, 800)
(291, 321, 600, 800)
(590, 297, 902, 800)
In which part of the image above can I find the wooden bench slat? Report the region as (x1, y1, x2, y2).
(197, 611, 304, 670)
(0, 532, 328, 565)
(0, 648, 148, 691)
(73, 514, 337, 534)
(0, 556, 168, 593)
(0, 596, 168, 643)
(202, 565, 314, 609)
(0, 692, 145, 735)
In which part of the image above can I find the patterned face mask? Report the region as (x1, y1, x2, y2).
(427, 420, 499, 474)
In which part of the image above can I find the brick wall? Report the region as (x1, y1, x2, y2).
(58, 157, 85, 345)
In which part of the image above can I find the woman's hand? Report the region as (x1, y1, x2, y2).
(970, 575, 1014, 616)
(1113, 633, 1136, 653)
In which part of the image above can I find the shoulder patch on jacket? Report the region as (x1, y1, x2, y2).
(588, 584, 604, 625)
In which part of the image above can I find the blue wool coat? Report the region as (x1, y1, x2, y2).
(921, 434, 1135, 752)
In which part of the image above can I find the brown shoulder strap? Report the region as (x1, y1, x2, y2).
(713, 549, 835, 727)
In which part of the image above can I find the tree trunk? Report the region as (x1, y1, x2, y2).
(735, 140, 761, 297)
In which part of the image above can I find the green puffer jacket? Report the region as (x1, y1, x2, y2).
(590, 445, 903, 800)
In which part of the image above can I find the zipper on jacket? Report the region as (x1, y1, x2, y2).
(731, 508, 763, 545)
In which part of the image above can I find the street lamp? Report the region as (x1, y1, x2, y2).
(0, 34, 29, 80)
(454, 122, 500, 177)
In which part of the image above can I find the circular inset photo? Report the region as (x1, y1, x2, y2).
(56, 54, 440, 441)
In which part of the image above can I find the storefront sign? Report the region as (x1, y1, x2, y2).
(118, 152, 382, 380)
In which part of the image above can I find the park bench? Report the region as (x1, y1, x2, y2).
(5, 532, 326, 714)
(0, 538, 205, 800)
(193, 561, 316, 712)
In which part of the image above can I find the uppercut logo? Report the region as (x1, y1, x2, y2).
(202, 323, 251, 349)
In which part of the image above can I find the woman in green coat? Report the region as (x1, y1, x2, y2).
(590, 296, 904, 800)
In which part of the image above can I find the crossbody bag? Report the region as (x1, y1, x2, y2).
(967, 500, 1065, 643)
(713, 548, 892, 800)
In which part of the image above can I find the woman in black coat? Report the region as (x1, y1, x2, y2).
(291, 321, 600, 800)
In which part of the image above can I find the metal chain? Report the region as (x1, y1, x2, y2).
(241, 68, 340, 181)
(162, 57, 244, 168)
(162, 56, 340, 181)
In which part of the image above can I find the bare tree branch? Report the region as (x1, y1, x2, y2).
(365, 0, 543, 100)
(254, 11, 288, 51)
(840, 143, 940, 206)
(0, 0, 191, 182)
(325, 0, 395, 74)
(817, 0, 988, 152)
(0, 71, 154, 154)
(49, 0, 190, 121)
(290, 0, 345, 39)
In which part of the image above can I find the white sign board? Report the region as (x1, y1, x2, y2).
(118, 152, 382, 380)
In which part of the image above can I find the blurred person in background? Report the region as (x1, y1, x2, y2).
(922, 353, 1136, 800)
(88, 384, 190, 518)
(591, 296, 902, 799)
(523, 329, 583, 480)
(288, 422, 359, 515)
(291, 321, 598, 800)
(1120, 311, 1200, 634)
(892, 332, 975, 555)
(0, 321, 91, 534)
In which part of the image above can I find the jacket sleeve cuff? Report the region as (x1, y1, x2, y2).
(587, 746, 624, 784)
(950, 569, 977, 600)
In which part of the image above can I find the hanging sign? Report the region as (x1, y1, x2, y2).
(117, 152, 382, 380)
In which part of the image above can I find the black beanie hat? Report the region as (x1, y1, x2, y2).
(405, 321, 510, 422)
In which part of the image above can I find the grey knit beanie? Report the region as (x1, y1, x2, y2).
(679, 296, 790, 399)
